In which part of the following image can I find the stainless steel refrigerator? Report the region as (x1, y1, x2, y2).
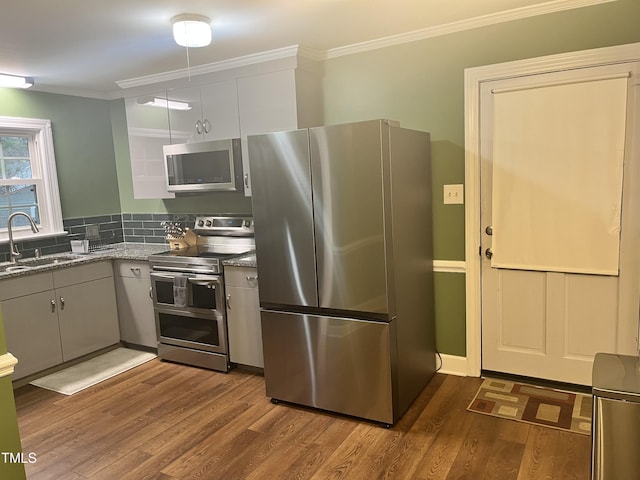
(248, 119, 435, 426)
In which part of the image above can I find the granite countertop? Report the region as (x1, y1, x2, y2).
(0, 242, 169, 280)
(223, 252, 257, 268)
(0, 243, 257, 279)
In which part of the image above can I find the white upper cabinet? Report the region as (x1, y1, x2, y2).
(237, 68, 322, 196)
(125, 91, 175, 199)
(167, 79, 241, 143)
(124, 58, 323, 199)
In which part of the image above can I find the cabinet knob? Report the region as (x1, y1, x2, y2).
(246, 275, 258, 282)
(50, 299, 56, 313)
(59, 296, 65, 310)
(226, 293, 231, 309)
(203, 119, 211, 134)
(195, 120, 203, 135)
(130, 267, 141, 275)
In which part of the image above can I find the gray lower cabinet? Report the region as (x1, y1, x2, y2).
(113, 260, 157, 349)
(2, 286, 63, 379)
(225, 266, 263, 368)
(1, 261, 120, 380)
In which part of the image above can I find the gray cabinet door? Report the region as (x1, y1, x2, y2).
(57, 277, 120, 361)
(3, 291, 63, 379)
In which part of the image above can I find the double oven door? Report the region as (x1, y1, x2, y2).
(150, 270, 227, 355)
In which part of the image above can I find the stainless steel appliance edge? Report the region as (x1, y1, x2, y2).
(249, 120, 435, 425)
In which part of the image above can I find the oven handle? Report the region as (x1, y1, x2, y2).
(150, 272, 180, 280)
(188, 278, 221, 288)
(150, 272, 221, 286)
(151, 266, 217, 274)
(150, 272, 221, 281)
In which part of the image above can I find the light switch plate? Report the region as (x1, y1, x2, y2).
(443, 184, 464, 205)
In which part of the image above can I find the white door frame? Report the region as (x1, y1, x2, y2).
(464, 41, 640, 377)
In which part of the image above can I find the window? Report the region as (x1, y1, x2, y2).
(0, 116, 63, 241)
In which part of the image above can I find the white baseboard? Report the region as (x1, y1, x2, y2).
(436, 353, 469, 377)
(0, 352, 17, 378)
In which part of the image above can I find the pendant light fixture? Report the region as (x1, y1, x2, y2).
(172, 14, 212, 48)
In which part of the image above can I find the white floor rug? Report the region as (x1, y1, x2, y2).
(30, 347, 156, 395)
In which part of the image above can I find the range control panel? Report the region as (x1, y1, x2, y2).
(194, 216, 254, 236)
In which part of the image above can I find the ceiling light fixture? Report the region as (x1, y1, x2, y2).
(0, 73, 34, 89)
(172, 14, 212, 48)
(140, 97, 192, 111)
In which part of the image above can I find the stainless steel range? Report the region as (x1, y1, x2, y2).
(149, 216, 254, 372)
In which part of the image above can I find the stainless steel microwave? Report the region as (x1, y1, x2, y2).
(163, 139, 243, 193)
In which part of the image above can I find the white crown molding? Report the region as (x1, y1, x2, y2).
(30, 84, 112, 100)
(32, 0, 617, 98)
(0, 352, 18, 378)
(113, 0, 614, 93)
(322, 0, 618, 59)
(115, 45, 314, 91)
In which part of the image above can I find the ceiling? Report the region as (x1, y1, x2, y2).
(0, 0, 611, 98)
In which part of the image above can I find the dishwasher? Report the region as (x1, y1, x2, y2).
(592, 353, 640, 480)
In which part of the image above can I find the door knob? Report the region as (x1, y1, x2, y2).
(485, 248, 493, 259)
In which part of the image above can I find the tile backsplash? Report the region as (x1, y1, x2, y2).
(0, 213, 205, 262)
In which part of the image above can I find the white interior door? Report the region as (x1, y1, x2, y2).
(480, 63, 640, 385)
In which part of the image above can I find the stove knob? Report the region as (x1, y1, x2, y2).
(205, 220, 212, 227)
(197, 219, 205, 227)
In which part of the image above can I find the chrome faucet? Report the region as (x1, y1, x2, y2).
(7, 212, 39, 263)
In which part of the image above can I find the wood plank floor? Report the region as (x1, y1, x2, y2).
(13, 359, 592, 480)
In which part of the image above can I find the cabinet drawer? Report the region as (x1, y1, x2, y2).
(0, 272, 54, 301)
(225, 267, 258, 288)
(53, 261, 113, 288)
(114, 260, 151, 279)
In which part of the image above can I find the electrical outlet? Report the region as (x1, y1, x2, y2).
(443, 184, 464, 205)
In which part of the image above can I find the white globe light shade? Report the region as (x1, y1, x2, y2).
(172, 14, 212, 48)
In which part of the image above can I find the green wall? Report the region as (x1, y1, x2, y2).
(0, 310, 26, 480)
(321, 0, 640, 356)
(0, 89, 121, 219)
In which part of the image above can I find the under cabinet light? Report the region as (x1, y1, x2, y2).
(140, 97, 192, 111)
(0, 73, 34, 89)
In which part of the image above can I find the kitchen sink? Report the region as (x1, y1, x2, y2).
(19, 255, 79, 267)
(0, 265, 32, 273)
(0, 255, 81, 273)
